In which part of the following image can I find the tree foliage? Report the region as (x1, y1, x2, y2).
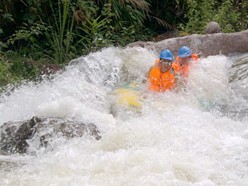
(0, 0, 247, 86)
(185, 0, 248, 33)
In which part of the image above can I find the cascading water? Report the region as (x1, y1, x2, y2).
(0, 47, 248, 186)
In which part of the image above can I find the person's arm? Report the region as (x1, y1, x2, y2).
(142, 66, 153, 83)
(146, 66, 153, 78)
(191, 53, 199, 61)
(143, 59, 160, 83)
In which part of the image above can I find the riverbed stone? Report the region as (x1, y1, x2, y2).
(0, 117, 101, 155)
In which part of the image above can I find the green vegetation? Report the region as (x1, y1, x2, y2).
(185, 0, 248, 33)
(0, 0, 247, 87)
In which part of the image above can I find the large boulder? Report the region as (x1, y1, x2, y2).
(205, 21, 222, 34)
(127, 29, 248, 57)
(0, 117, 101, 155)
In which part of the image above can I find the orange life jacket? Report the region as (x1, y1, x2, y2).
(172, 53, 198, 79)
(149, 63, 175, 92)
(191, 53, 199, 61)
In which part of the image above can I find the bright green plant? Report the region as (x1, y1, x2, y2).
(78, 16, 112, 53)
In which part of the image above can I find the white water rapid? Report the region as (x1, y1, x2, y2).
(0, 47, 248, 186)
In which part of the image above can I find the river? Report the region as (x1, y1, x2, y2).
(0, 47, 247, 186)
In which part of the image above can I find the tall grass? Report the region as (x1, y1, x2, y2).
(46, 0, 75, 64)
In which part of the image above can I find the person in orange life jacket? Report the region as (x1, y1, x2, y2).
(147, 49, 176, 92)
(172, 46, 199, 81)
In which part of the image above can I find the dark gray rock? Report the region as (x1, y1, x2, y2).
(0, 117, 101, 155)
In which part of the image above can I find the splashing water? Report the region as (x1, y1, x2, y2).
(0, 47, 248, 186)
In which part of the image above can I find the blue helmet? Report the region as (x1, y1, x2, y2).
(178, 46, 192, 58)
(159, 49, 173, 61)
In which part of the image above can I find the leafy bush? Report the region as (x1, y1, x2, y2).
(213, 0, 248, 33)
(0, 52, 41, 87)
(184, 0, 248, 33)
(0, 53, 22, 87)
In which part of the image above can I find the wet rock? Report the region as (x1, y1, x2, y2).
(0, 117, 101, 155)
(127, 29, 248, 57)
(40, 64, 62, 75)
(153, 31, 179, 42)
(205, 21, 222, 34)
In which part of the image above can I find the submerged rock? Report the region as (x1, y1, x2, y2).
(0, 117, 101, 155)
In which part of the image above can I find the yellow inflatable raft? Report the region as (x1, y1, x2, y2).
(114, 82, 142, 109)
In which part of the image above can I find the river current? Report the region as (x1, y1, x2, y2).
(0, 47, 247, 186)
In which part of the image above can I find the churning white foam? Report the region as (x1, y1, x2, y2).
(0, 47, 248, 186)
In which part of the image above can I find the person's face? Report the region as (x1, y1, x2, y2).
(160, 59, 172, 72)
(180, 56, 190, 66)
